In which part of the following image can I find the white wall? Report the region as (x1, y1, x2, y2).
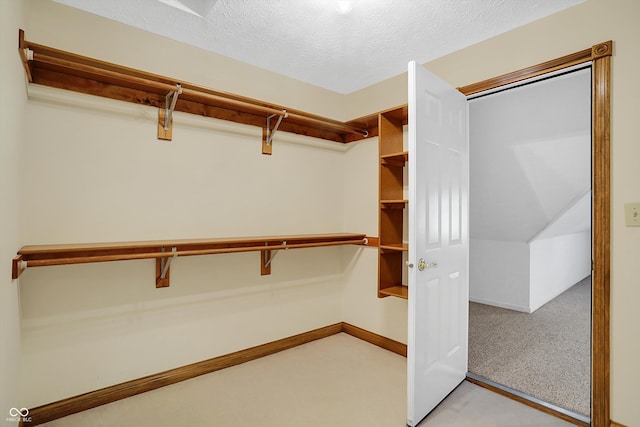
(469, 239, 530, 311)
(467, 59, 591, 313)
(0, 0, 26, 417)
(341, 138, 408, 343)
(19, 85, 351, 407)
(529, 232, 592, 311)
(470, 233, 591, 314)
(532, 191, 591, 241)
(468, 69, 591, 243)
(21, 87, 346, 243)
(17, 0, 357, 407)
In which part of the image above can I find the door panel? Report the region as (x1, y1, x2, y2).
(423, 141, 441, 249)
(407, 61, 469, 427)
(448, 149, 462, 245)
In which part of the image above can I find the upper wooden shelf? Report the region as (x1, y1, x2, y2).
(351, 105, 408, 141)
(13, 233, 368, 287)
(17, 30, 372, 145)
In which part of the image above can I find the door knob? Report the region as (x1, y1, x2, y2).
(417, 258, 438, 271)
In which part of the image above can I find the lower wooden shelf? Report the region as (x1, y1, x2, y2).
(12, 233, 368, 286)
(379, 285, 408, 299)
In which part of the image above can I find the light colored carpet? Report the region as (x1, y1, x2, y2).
(469, 277, 591, 417)
(42, 333, 406, 427)
(41, 333, 574, 426)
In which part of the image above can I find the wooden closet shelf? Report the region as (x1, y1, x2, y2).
(379, 243, 408, 252)
(379, 285, 408, 299)
(18, 30, 372, 145)
(12, 233, 369, 286)
(381, 151, 408, 166)
(381, 199, 408, 209)
(349, 105, 408, 140)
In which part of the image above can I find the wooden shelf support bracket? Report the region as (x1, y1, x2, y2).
(11, 255, 26, 280)
(262, 110, 288, 155)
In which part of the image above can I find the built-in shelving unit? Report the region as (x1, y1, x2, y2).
(13, 233, 367, 287)
(377, 107, 408, 299)
(15, 30, 416, 299)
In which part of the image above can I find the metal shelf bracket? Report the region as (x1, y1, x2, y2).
(262, 110, 288, 155)
(261, 241, 287, 275)
(156, 246, 177, 288)
(158, 84, 182, 141)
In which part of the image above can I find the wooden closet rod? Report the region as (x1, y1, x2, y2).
(25, 45, 368, 137)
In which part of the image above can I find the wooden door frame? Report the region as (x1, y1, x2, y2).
(458, 41, 612, 427)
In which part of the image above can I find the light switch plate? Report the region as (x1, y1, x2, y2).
(625, 203, 640, 227)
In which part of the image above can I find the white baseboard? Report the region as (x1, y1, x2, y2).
(469, 297, 531, 313)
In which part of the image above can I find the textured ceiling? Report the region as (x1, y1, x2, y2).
(53, 0, 583, 94)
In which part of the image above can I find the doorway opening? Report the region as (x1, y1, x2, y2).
(467, 65, 592, 422)
(455, 41, 611, 427)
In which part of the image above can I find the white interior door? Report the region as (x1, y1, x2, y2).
(407, 61, 469, 427)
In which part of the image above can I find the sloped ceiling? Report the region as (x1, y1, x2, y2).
(469, 67, 592, 242)
(53, 0, 584, 94)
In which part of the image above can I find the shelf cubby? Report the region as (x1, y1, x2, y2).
(377, 107, 408, 299)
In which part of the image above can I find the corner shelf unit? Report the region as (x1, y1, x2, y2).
(378, 107, 408, 299)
